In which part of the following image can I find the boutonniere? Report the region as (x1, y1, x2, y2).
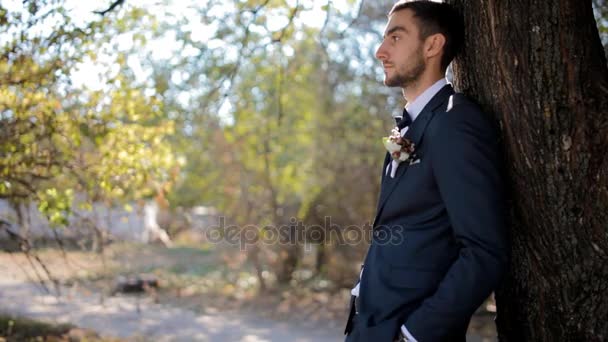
(382, 127, 417, 163)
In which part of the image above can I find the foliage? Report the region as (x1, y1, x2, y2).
(164, 0, 395, 221)
(593, 0, 608, 57)
(0, 1, 177, 226)
(5, 0, 604, 284)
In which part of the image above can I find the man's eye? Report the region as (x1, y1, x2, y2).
(391, 36, 400, 42)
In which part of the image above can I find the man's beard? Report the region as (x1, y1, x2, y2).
(384, 54, 426, 88)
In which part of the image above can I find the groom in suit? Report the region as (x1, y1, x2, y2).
(344, 1, 510, 341)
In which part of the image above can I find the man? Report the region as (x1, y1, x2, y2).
(344, 1, 510, 341)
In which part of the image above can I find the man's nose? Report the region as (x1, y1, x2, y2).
(375, 42, 387, 61)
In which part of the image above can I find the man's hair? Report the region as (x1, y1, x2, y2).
(389, 0, 464, 71)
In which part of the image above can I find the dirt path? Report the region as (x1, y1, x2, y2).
(0, 276, 341, 341)
(0, 246, 495, 341)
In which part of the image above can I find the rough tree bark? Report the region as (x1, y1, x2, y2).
(449, 0, 608, 340)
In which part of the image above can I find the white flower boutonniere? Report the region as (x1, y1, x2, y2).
(382, 127, 417, 163)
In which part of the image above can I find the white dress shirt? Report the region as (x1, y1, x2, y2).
(352, 78, 449, 342)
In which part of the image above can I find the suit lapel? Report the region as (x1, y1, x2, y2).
(403, 84, 455, 147)
(373, 85, 455, 225)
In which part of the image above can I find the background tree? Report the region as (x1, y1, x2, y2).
(449, 0, 608, 340)
(0, 1, 177, 229)
(593, 0, 608, 57)
(158, 0, 396, 285)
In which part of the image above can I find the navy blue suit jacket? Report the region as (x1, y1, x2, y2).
(346, 85, 509, 341)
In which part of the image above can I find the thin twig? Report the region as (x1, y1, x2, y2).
(272, 0, 300, 43)
(8, 252, 45, 292)
(94, 0, 126, 16)
(338, 0, 366, 39)
(1, 219, 61, 295)
(2, 222, 50, 293)
(319, 0, 332, 44)
(200, 0, 272, 111)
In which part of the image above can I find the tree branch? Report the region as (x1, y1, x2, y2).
(272, 0, 300, 43)
(338, 0, 366, 39)
(199, 0, 272, 111)
(94, 0, 126, 16)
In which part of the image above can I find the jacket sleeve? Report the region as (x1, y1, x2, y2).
(404, 104, 510, 340)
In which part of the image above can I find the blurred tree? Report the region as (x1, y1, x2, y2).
(0, 1, 177, 228)
(593, 0, 608, 58)
(151, 0, 396, 285)
(450, 0, 608, 340)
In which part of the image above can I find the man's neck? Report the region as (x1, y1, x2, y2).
(404, 78, 448, 121)
(402, 72, 445, 103)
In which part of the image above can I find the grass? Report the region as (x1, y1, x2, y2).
(0, 314, 124, 341)
(0, 314, 73, 341)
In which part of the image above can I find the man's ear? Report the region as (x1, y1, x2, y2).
(424, 33, 446, 59)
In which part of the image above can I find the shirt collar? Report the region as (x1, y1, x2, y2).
(405, 78, 448, 122)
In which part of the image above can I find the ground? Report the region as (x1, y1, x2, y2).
(0, 241, 497, 341)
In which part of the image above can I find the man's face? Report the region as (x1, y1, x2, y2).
(375, 9, 426, 88)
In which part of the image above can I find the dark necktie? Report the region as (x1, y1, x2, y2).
(385, 108, 413, 180)
(395, 108, 412, 130)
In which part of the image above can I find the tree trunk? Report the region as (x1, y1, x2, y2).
(449, 0, 608, 340)
(315, 237, 326, 275)
(9, 201, 29, 240)
(248, 244, 267, 292)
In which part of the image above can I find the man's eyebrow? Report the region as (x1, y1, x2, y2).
(384, 26, 407, 37)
